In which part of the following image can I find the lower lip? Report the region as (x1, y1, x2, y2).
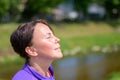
(55, 48, 61, 51)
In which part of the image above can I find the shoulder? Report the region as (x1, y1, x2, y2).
(12, 70, 36, 80)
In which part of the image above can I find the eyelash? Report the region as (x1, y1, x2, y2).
(46, 33, 54, 39)
(46, 35, 51, 39)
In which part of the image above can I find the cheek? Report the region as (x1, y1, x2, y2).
(37, 43, 55, 58)
(42, 44, 53, 50)
(37, 41, 54, 53)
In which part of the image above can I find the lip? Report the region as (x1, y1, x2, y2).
(55, 47, 60, 50)
(55, 46, 61, 50)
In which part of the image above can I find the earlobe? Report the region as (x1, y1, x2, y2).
(25, 47, 38, 56)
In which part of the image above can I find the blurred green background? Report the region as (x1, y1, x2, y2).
(0, 0, 120, 80)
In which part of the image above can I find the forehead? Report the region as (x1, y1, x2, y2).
(34, 23, 52, 33)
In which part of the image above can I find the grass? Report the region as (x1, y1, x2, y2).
(52, 22, 114, 38)
(0, 21, 120, 57)
(0, 23, 18, 49)
(60, 33, 120, 49)
(108, 72, 120, 80)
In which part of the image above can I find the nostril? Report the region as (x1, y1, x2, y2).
(55, 37, 60, 43)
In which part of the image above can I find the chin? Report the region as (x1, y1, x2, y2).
(55, 52, 63, 59)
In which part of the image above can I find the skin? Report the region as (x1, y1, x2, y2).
(25, 23, 63, 77)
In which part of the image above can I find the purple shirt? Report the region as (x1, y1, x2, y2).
(12, 63, 55, 80)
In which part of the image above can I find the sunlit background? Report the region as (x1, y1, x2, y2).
(0, 0, 120, 80)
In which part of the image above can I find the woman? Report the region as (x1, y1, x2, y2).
(10, 19, 63, 80)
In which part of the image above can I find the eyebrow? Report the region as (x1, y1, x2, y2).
(47, 32, 55, 37)
(47, 32, 52, 36)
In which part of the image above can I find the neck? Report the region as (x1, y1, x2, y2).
(28, 58, 53, 77)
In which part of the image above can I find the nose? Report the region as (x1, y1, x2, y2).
(55, 36, 60, 43)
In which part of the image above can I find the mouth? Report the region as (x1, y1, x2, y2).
(55, 47, 61, 51)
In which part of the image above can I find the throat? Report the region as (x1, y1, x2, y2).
(29, 63, 51, 77)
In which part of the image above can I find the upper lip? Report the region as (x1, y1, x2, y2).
(55, 46, 60, 50)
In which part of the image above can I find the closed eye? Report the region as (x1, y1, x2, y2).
(46, 36, 51, 39)
(46, 33, 52, 39)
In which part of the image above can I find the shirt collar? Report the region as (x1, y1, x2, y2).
(23, 63, 54, 79)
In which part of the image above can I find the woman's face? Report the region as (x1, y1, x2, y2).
(30, 23, 63, 60)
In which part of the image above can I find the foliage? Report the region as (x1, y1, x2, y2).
(0, 0, 120, 22)
(0, 0, 9, 18)
(104, 0, 120, 19)
(74, 0, 120, 19)
(74, 0, 92, 14)
(8, 0, 22, 21)
(21, 0, 64, 21)
(0, 0, 22, 22)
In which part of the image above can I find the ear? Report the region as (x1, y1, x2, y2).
(25, 46, 38, 56)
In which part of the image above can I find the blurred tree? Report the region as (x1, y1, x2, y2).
(8, 0, 22, 21)
(0, 0, 22, 22)
(74, 0, 120, 20)
(104, 0, 120, 19)
(21, 0, 64, 21)
(0, 0, 10, 21)
(74, 0, 92, 14)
